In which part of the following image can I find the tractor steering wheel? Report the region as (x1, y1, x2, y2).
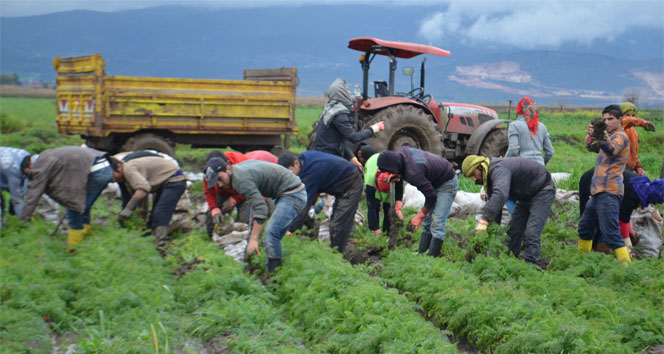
(407, 87, 424, 98)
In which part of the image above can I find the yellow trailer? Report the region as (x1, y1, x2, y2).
(54, 54, 297, 155)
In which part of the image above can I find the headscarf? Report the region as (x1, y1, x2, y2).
(516, 97, 539, 138)
(620, 102, 637, 117)
(461, 155, 490, 188)
(320, 78, 353, 127)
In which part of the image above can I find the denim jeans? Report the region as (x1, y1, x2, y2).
(263, 189, 306, 260)
(421, 175, 458, 241)
(578, 192, 624, 250)
(148, 180, 186, 229)
(507, 187, 555, 263)
(66, 165, 113, 230)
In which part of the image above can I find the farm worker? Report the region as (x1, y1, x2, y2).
(19, 146, 114, 251)
(461, 155, 555, 265)
(113, 150, 179, 219)
(619, 102, 656, 176)
(112, 156, 186, 254)
(205, 158, 306, 272)
(245, 150, 278, 164)
(0, 147, 34, 220)
(203, 150, 250, 235)
(203, 150, 277, 236)
(378, 146, 458, 258)
(278, 150, 363, 252)
(356, 143, 403, 235)
(505, 97, 554, 166)
(314, 78, 385, 172)
(577, 105, 631, 264)
(579, 169, 640, 253)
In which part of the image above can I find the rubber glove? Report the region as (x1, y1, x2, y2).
(394, 201, 403, 221)
(407, 209, 428, 232)
(211, 208, 222, 224)
(475, 219, 489, 232)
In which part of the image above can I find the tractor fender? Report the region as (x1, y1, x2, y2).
(465, 119, 511, 155)
(360, 96, 434, 117)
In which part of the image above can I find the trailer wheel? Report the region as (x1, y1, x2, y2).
(364, 105, 444, 155)
(478, 128, 508, 157)
(121, 133, 175, 157)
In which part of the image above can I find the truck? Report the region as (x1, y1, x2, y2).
(310, 37, 509, 162)
(54, 54, 298, 156)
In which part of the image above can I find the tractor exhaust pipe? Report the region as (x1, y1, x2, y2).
(420, 57, 426, 92)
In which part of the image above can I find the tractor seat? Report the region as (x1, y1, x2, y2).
(373, 81, 388, 97)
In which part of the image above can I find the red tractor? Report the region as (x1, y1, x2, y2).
(347, 37, 509, 162)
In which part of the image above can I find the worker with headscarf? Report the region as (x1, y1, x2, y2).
(505, 97, 554, 166)
(461, 155, 555, 265)
(619, 102, 656, 176)
(314, 78, 385, 171)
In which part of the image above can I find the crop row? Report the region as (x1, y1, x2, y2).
(169, 232, 309, 352)
(1, 219, 180, 353)
(379, 249, 664, 353)
(273, 237, 457, 353)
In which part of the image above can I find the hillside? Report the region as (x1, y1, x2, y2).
(1, 4, 663, 106)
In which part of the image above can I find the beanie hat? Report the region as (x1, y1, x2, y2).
(377, 150, 402, 174)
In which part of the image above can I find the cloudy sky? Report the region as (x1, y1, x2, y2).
(2, 0, 663, 50)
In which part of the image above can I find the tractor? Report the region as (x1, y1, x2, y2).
(326, 37, 509, 162)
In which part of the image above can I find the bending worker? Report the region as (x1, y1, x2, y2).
(462, 155, 555, 265)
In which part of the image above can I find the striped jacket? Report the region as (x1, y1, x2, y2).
(588, 129, 629, 196)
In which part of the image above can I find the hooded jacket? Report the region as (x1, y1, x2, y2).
(377, 146, 455, 210)
(20, 146, 105, 220)
(0, 147, 31, 216)
(314, 78, 374, 160)
(482, 157, 554, 221)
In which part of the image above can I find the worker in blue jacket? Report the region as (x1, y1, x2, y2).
(278, 150, 363, 252)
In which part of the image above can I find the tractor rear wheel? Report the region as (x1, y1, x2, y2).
(121, 133, 175, 157)
(364, 105, 444, 155)
(478, 128, 508, 157)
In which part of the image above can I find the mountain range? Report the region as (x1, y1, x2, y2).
(1, 4, 662, 107)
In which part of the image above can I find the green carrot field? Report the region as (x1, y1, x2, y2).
(1, 97, 663, 353)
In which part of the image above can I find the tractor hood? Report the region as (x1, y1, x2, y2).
(349, 37, 451, 58)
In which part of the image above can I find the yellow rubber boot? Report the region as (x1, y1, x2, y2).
(83, 224, 93, 237)
(578, 239, 593, 253)
(67, 228, 85, 252)
(614, 246, 631, 265)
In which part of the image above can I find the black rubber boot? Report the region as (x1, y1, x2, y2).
(418, 232, 433, 254)
(153, 226, 169, 257)
(429, 237, 444, 258)
(267, 258, 282, 273)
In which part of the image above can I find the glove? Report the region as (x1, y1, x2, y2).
(118, 207, 132, 222)
(370, 121, 385, 134)
(635, 167, 645, 176)
(221, 197, 237, 213)
(407, 209, 428, 232)
(211, 208, 222, 224)
(475, 219, 489, 232)
(394, 201, 403, 221)
(644, 121, 656, 132)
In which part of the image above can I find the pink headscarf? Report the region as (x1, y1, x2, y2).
(516, 97, 539, 138)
